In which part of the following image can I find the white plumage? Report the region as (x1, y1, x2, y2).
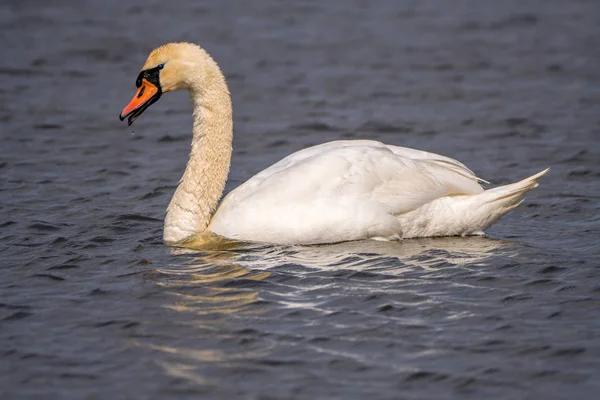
(210, 140, 547, 244)
(120, 43, 549, 246)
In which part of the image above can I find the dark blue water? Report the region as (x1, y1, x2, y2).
(1, 1, 599, 398)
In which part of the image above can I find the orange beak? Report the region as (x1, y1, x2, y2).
(119, 78, 161, 126)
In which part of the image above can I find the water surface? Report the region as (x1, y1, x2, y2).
(1, 1, 599, 399)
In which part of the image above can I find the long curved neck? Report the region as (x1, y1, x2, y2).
(164, 59, 233, 243)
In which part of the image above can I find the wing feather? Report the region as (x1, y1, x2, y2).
(221, 140, 484, 217)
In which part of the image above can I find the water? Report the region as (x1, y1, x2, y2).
(1, 0, 599, 398)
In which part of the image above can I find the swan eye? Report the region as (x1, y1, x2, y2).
(135, 64, 163, 87)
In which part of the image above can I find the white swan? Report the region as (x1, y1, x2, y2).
(120, 42, 548, 245)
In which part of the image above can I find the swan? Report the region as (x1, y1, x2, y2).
(119, 42, 548, 246)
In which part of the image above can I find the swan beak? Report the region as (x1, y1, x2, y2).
(119, 78, 161, 126)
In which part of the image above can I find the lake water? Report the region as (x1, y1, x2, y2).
(1, 0, 599, 399)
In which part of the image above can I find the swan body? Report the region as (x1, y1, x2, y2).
(120, 42, 548, 245)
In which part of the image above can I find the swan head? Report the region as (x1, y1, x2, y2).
(119, 42, 214, 125)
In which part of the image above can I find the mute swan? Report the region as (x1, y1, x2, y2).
(119, 42, 548, 245)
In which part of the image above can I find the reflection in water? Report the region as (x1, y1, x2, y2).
(240, 236, 513, 273)
(138, 236, 512, 387)
(150, 244, 271, 315)
(135, 246, 275, 387)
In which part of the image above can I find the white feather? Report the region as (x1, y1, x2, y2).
(129, 43, 548, 245)
(208, 140, 547, 244)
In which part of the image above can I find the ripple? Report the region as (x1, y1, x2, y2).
(3, 311, 33, 321)
(31, 273, 65, 281)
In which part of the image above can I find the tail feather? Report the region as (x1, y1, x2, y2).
(400, 168, 549, 238)
(483, 168, 549, 206)
(462, 168, 550, 234)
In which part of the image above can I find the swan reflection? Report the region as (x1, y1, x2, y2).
(237, 236, 513, 273)
(139, 236, 514, 387)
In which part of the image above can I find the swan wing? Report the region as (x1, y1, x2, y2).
(228, 140, 484, 204)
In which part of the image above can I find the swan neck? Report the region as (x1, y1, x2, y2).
(164, 60, 232, 243)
